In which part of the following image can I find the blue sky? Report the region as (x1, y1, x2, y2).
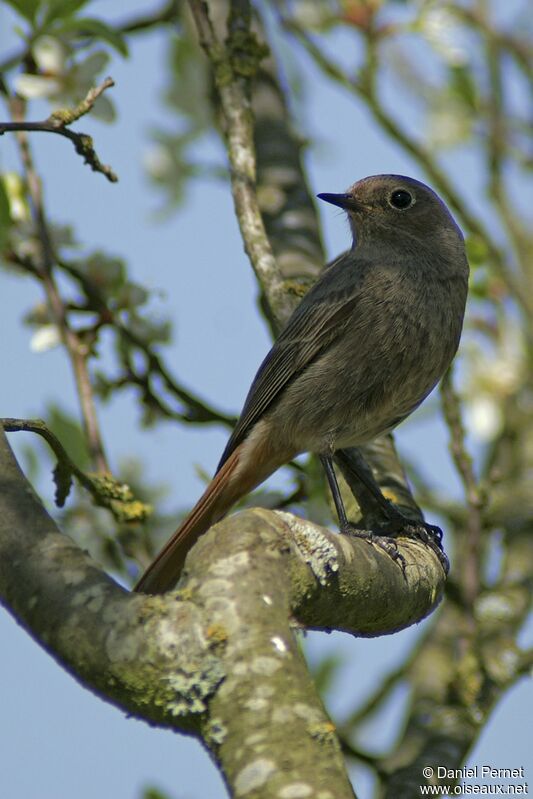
(1, 2, 531, 797)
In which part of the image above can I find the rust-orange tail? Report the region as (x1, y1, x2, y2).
(134, 448, 242, 594)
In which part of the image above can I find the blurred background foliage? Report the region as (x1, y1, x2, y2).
(0, 1, 531, 797)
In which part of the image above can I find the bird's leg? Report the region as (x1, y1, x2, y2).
(319, 454, 406, 570)
(319, 454, 350, 529)
(333, 448, 448, 573)
(335, 449, 409, 528)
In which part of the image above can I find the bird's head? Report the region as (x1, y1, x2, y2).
(318, 174, 464, 253)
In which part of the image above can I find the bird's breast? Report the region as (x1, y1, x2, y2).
(268, 268, 466, 454)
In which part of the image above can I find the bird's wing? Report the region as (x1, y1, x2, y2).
(216, 260, 361, 471)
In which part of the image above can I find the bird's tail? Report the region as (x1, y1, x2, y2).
(133, 448, 242, 594)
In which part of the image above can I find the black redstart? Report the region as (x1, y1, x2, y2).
(135, 174, 469, 593)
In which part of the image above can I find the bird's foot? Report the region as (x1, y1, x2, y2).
(341, 523, 408, 574)
(400, 520, 449, 574)
(341, 518, 449, 576)
(374, 499, 449, 572)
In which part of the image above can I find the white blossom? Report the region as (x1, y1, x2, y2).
(420, 6, 468, 66)
(30, 324, 61, 353)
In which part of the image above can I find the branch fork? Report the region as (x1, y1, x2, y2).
(0, 77, 118, 182)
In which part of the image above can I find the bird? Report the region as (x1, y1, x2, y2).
(134, 174, 469, 594)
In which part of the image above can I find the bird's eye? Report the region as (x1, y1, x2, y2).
(389, 189, 414, 210)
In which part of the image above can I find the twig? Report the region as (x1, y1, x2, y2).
(107, 354, 237, 428)
(338, 735, 385, 773)
(484, 27, 531, 274)
(440, 368, 486, 609)
(278, 14, 533, 318)
(54, 257, 238, 428)
(188, 0, 291, 330)
(342, 665, 408, 729)
(0, 78, 118, 182)
(116, 325, 237, 427)
(8, 95, 110, 473)
(118, 0, 180, 35)
(8, 247, 238, 429)
(454, 5, 533, 78)
(2, 418, 150, 523)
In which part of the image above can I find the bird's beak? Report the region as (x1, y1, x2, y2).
(317, 192, 361, 211)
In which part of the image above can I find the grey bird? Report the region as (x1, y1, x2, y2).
(135, 174, 469, 594)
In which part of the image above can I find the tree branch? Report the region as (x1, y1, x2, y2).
(7, 94, 111, 472)
(0, 78, 118, 182)
(440, 368, 486, 610)
(379, 579, 530, 798)
(0, 426, 446, 798)
(2, 418, 150, 523)
(117, 0, 181, 36)
(188, 0, 291, 329)
(483, 21, 531, 276)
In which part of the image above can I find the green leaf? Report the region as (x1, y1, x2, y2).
(465, 235, 489, 268)
(166, 33, 210, 125)
(40, 0, 92, 26)
(81, 251, 126, 290)
(0, 176, 12, 255)
(3, 0, 39, 23)
(57, 17, 129, 56)
(115, 282, 149, 310)
(20, 442, 41, 483)
(53, 459, 73, 507)
(309, 653, 344, 697)
(142, 787, 174, 799)
(46, 403, 90, 470)
(449, 65, 477, 111)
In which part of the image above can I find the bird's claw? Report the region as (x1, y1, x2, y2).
(400, 521, 449, 574)
(341, 518, 449, 576)
(341, 523, 408, 575)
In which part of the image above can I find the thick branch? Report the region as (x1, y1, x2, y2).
(251, 10, 325, 287)
(0, 426, 446, 796)
(188, 0, 290, 329)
